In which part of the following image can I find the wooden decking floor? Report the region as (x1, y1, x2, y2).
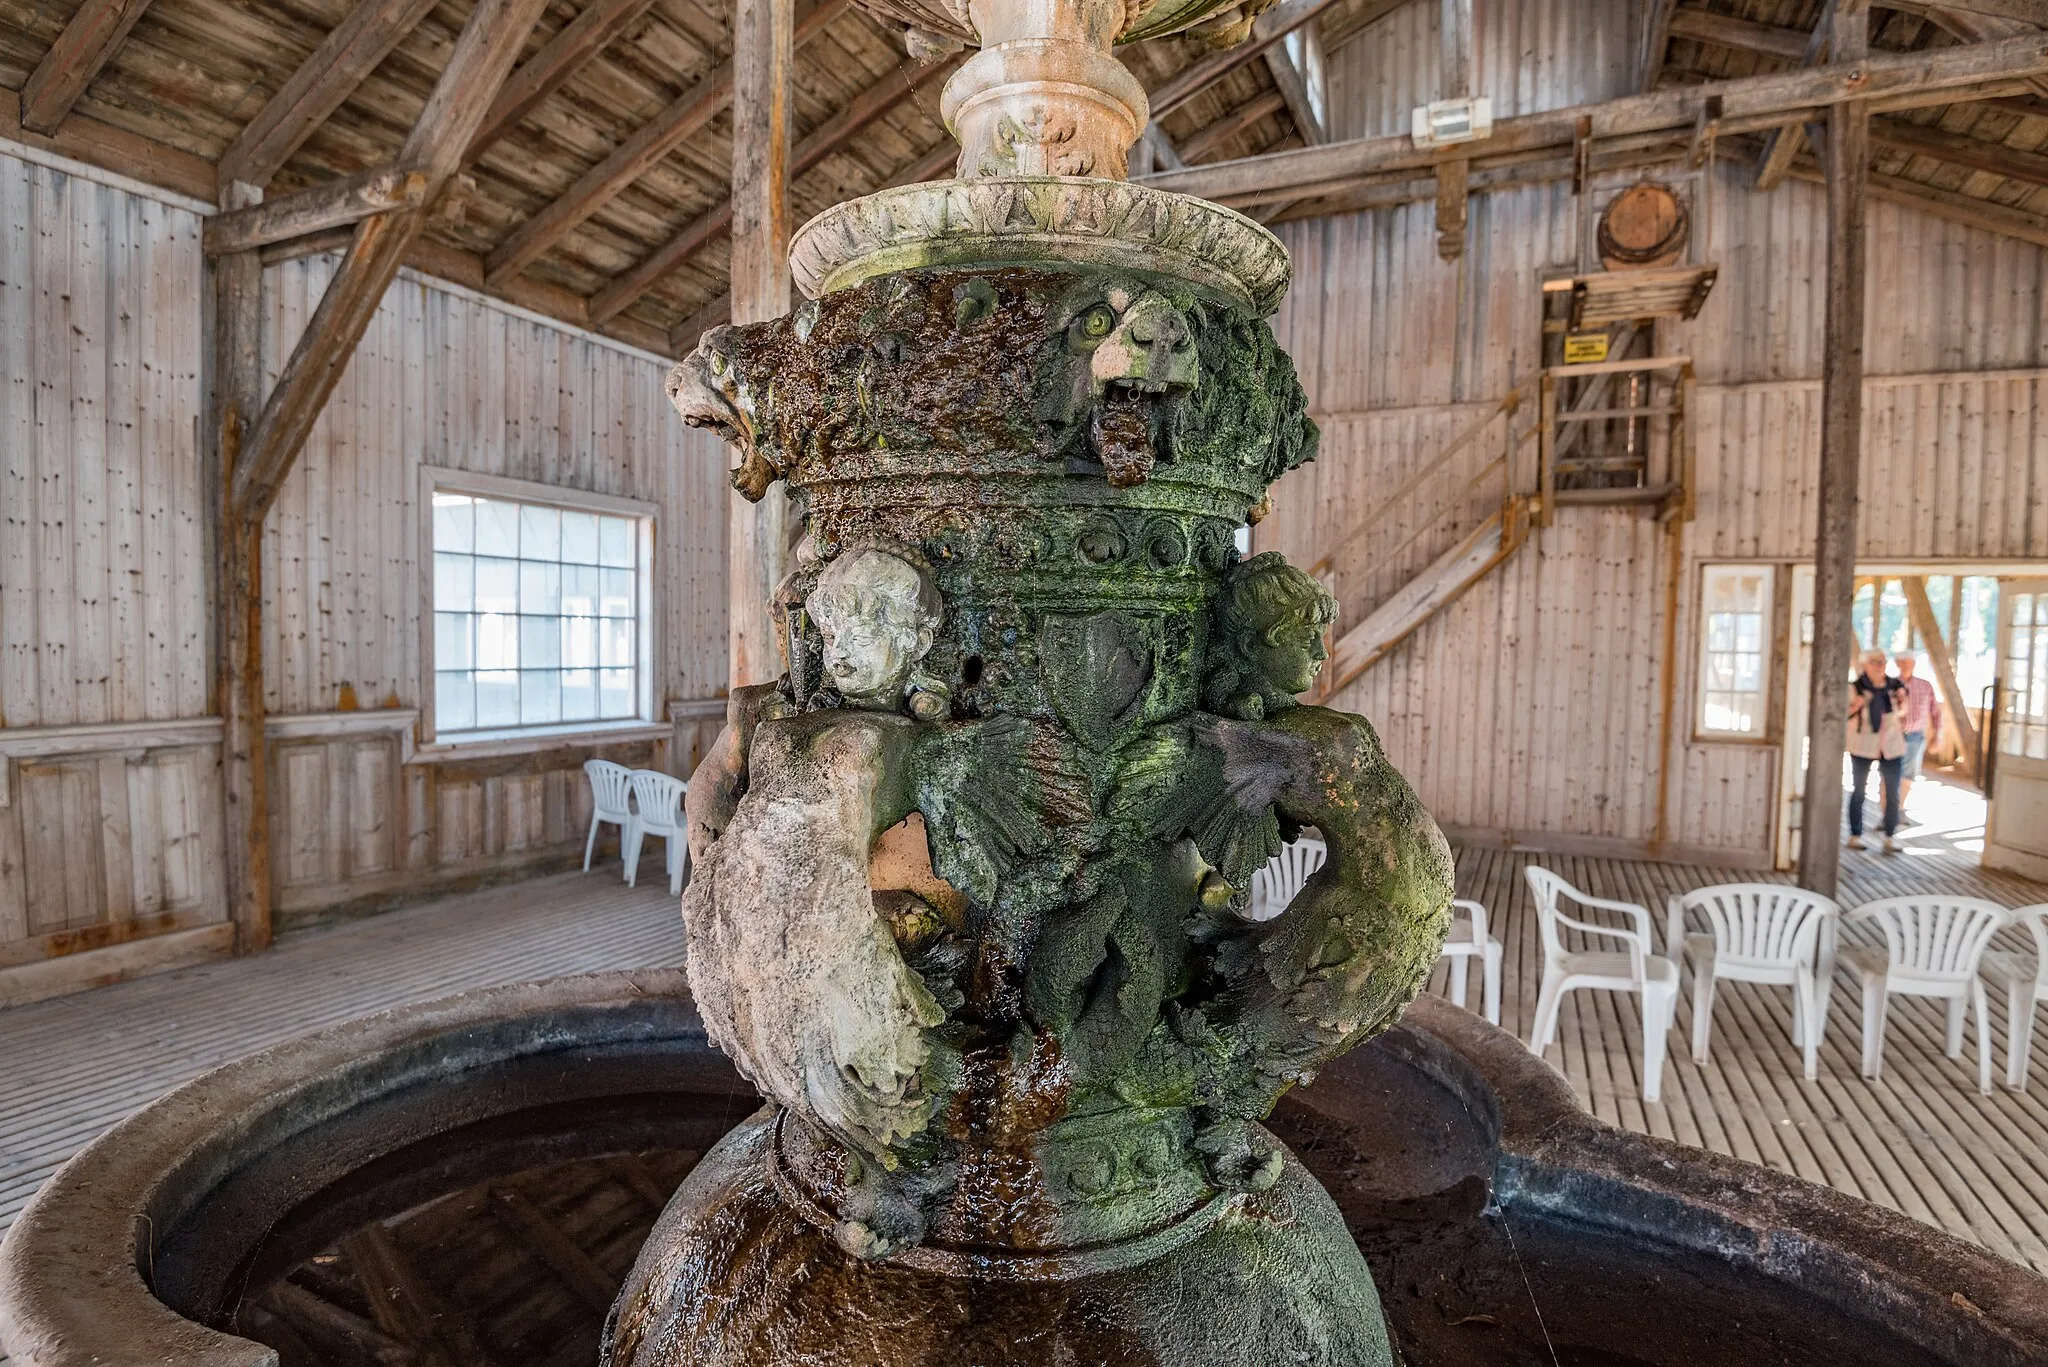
(0, 870, 686, 1239)
(2, 800, 2046, 1286)
(1434, 798, 2048, 1275)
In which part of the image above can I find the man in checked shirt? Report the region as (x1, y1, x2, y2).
(1894, 651, 1944, 810)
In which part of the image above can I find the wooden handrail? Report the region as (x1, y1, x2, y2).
(1306, 382, 1531, 580)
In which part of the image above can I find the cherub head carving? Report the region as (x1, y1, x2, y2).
(1205, 552, 1337, 720)
(807, 542, 946, 712)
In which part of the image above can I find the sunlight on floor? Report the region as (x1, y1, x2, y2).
(1841, 764, 1988, 860)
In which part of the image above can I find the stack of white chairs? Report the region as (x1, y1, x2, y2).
(1525, 867, 1679, 1103)
(1247, 836, 1328, 922)
(1247, 838, 1503, 1026)
(582, 760, 636, 874)
(581, 759, 690, 894)
(1844, 895, 2009, 1096)
(626, 769, 690, 896)
(1667, 884, 1838, 1081)
(1983, 905, 2048, 1092)
(1443, 899, 1504, 1026)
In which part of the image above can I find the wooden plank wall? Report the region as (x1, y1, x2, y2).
(1261, 0, 2048, 868)
(0, 143, 732, 998)
(257, 253, 731, 924)
(0, 149, 227, 992)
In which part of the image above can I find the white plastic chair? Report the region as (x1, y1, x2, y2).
(1525, 866, 1680, 1103)
(582, 760, 637, 876)
(1667, 884, 1839, 1081)
(1981, 904, 2047, 1092)
(1442, 898, 1503, 1025)
(1843, 896, 2009, 1096)
(1247, 836, 1328, 922)
(625, 769, 690, 896)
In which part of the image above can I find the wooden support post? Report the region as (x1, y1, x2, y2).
(727, 0, 794, 690)
(1434, 0, 1473, 260)
(1797, 0, 1868, 898)
(212, 180, 271, 954)
(1902, 575, 1983, 778)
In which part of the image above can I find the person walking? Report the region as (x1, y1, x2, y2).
(1846, 649, 1908, 854)
(1894, 652, 1942, 808)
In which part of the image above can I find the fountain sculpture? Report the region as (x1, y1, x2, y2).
(15, 4, 2048, 1366)
(612, 0, 1456, 1359)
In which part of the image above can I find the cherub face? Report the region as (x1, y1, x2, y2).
(807, 552, 936, 707)
(1253, 612, 1330, 698)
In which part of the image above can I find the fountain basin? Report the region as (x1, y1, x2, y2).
(0, 970, 2041, 1366)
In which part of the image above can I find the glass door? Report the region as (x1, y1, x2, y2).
(1987, 579, 2048, 880)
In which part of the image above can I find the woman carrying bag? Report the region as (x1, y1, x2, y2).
(1846, 648, 1909, 854)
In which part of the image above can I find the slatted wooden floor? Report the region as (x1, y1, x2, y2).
(1431, 778, 2048, 1274)
(0, 871, 686, 1240)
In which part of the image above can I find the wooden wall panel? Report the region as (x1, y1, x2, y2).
(0, 150, 206, 732)
(260, 255, 732, 716)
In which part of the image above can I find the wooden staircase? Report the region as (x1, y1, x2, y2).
(1307, 384, 1536, 703)
(1317, 496, 1530, 698)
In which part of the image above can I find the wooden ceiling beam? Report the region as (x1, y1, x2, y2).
(1141, 30, 2048, 206)
(0, 86, 213, 201)
(19, 0, 157, 134)
(1148, 0, 1349, 121)
(1919, 0, 2048, 21)
(467, 0, 663, 161)
(1262, 33, 1325, 143)
(485, 0, 848, 289)
(1755, 1, 1837, 190)
(1667, 5, 1811, 61)
(663, 138, 955, 353)
(1179, 89, 1288, 162)
(588, 50, 957, 324)
(236, 0, 553, 523)
(1871, 109, 2048, 180)
(1641, 0, 1680, 92)
(217, 0, 442, 189)
(203, 162, 428, 256)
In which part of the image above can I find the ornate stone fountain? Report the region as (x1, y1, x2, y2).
(617, 0, 1455, 1360)
(17, 6, 2048, 1367)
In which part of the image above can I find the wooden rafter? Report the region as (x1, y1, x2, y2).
(1872, 112, 2048, 183)
(1263, 27, 1326, 143)
(1641, 0, 1680, 92)
(588, 50, 959, 324)
(1754, 1, 1836, 191)
(1179, 89, 1288, 162)
(19, 0, 156, 134)
(1668, 4, 1811, 62)
(1141, 32, 2048, 207)
(1148, 0, 1349, 121)
(235, 0, 553, 522)
(217, 0, 442, 189)
(466, 0, 663, 160)
(484, 0, 849, 289)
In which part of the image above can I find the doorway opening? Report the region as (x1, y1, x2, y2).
(1774, 564, 2048, 882)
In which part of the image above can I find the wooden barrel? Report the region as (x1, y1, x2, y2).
(1598, 180, 1688, 270)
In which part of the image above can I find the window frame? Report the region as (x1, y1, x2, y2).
(1693, 562, 1778, 744)
(417, 466, 660, 746)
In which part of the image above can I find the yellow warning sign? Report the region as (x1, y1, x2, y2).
(1563, 331, 1610, 364)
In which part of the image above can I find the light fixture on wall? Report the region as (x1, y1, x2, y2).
(1411, 96, 1493, 148)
